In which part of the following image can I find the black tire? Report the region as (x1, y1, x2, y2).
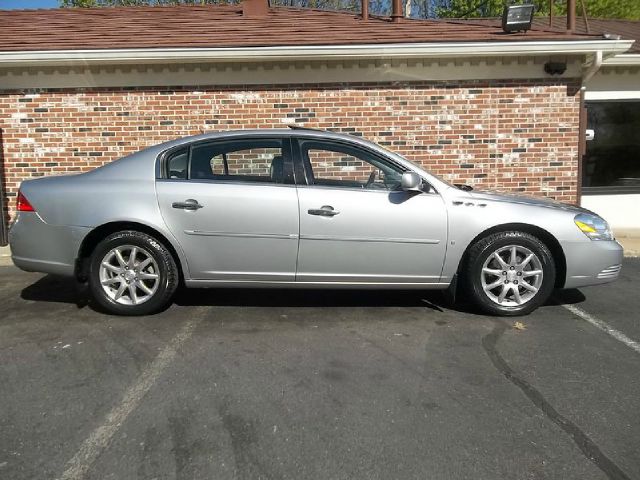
(462, 231, 556, 316)
(89, 230, 178, 315)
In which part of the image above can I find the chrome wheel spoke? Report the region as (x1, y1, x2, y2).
(520, 281, 538, 293)
(519, 253, 534, 268)
(113, 282, 127, 301)
(486, 278, 504, 290)
(138, 272, 158, 280)
(115, 249, 127, 268)
(101, 277, 121, 286)
(482, 268, 502, 276)
(513, 287, 523, 305)
(102, 262, 121, 274)
(138, 257, 153, 270)
(498, 284, 510, 303)
(137, 280, 153, 295)
(128, 284, 139, 305)
(493, 252, 509, 269)
(522, 270, 542, 277)
(509, 246, 518, 265)
(128, 247, 138, 268)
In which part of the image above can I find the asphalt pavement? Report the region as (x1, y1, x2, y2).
(1, 259, 639, 480)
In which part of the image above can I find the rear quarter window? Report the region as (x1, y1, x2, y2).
(166, 148, 188, 180)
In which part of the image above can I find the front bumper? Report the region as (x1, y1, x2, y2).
(563, 239, 624, 289)
(9, 212, 90, 277)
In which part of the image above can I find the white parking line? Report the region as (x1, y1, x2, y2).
(562, 304, 640, 355)
(58, 308, 207, 480)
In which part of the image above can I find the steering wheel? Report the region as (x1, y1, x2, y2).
(364, 170, 377, 188)
(383, 172, 401, 190)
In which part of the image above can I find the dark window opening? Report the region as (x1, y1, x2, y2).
(189, 139, 292, 185)
(583, 101, 640, 195)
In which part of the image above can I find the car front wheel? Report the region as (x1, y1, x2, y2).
(463, 231, 556, 316)
(89, 230, 178, 315)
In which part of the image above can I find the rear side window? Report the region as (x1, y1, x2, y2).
(189, 139, 292, 184)
(166, 148, 188, 180)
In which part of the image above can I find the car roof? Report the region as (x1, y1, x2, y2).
(158, 128, 368, 149)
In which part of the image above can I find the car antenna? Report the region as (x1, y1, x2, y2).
(287, 125, 325, 132)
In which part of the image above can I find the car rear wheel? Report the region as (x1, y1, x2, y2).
(463, 231, 556, 316)
(89, 230, 178, 315)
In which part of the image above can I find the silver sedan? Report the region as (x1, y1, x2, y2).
(9, 127, 623, 316)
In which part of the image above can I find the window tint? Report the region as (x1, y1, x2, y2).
(190, 139, 290, 184)
(166, 148, 188, 180)
(302, 142, 403, 190)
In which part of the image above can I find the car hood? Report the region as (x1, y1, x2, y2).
(465, 189, 593, 214)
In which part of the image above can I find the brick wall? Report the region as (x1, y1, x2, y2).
(0, 79, 581, 219)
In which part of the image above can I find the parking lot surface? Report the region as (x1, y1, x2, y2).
(1, 259, 639, 480)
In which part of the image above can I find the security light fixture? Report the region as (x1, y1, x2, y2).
(544, 61, 567, 75)
(502, 4, 535, 33)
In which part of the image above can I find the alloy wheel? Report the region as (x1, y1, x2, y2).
(99, 245, 160, 306)
(480, 245, 544, 307)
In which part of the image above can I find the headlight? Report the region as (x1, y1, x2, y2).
(574, 213, 613, 241)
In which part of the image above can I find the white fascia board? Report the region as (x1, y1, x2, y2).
(602, 54, 640, 66)
(0, 40, 633, 67)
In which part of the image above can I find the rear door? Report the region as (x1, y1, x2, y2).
(293, 137, 448, 284)
(156, 137, 299, 282)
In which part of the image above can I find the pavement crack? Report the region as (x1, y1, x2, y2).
(482, 320, 632, 480)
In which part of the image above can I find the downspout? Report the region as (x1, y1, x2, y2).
(582, 50, 602, 85)
(578, 50, 602, 206)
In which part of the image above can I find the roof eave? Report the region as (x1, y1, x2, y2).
(0, 40, 633, 67)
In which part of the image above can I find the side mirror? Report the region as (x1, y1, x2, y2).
(401, 172, 423, 192)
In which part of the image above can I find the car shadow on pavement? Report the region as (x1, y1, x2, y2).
(19, 274, 587, 315)
(173, 287, 448, 311)
(20, 274, 89, 308)
(549, 288, 587, 306)
(20, 274, 449, 312)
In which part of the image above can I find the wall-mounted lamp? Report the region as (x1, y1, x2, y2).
(501, 4, 535, 33)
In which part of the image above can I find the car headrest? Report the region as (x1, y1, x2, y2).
(270, 155, 284, 183)
(190, 149, 215, 179)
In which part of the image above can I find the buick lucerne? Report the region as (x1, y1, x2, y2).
(9, 128, 623, 316)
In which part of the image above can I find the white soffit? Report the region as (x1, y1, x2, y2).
(0, 57, 585, 89)
(602, 54, 640, 66)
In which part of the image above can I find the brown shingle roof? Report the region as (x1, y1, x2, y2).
(452, 17, 640, 53)
(0, 5, 599, 52)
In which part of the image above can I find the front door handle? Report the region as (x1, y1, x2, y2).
(172, 199, 203, 211)
(308, 205, 340, 217)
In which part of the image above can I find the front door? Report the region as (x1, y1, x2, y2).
(156, 137, 299, 282)
(293, 138, 448, 285)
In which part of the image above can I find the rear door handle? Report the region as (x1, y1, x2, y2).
(308, 205, 340, 217)
(172, 199, 203, 211)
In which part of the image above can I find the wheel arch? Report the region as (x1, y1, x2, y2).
(457, 223, 567, 289)
(75, 221, 186, 283)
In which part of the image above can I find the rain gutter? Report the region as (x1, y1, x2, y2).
(0, 40, 633, 67)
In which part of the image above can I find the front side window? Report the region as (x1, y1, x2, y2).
(188, 138, 291, 184)
(300, 141, 403, 190)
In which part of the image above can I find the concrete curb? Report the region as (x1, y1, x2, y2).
(0, 245, 12, 266)
(617, 236, 640, 258)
